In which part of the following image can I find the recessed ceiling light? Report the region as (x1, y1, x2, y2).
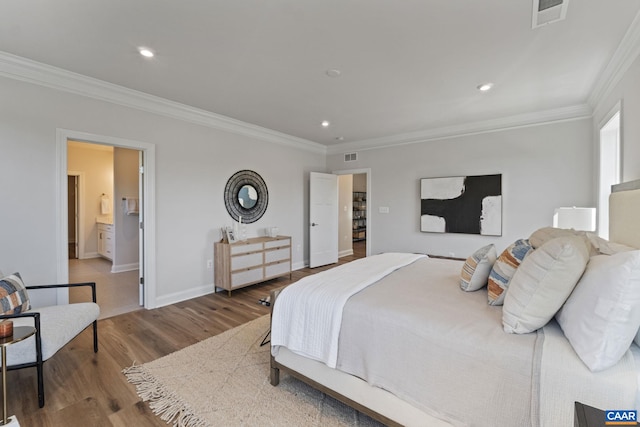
(321, 120, 330, 128)
(326, 69, 342, 78)
(477, 82, 494, 92)
(138, 47, 155, 58)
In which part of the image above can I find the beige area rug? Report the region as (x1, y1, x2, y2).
(123, 315, 383, 427)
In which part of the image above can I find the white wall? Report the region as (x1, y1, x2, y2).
(594, 53, 640, 182)
(353, 173, 367, 192)
(0, 76, 325, 306)
(327, 118, 594, 258)
(113, 147, 140, 271)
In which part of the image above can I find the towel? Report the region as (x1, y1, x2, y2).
(100, 195, 111, 214)
(124, 197, 139, 215)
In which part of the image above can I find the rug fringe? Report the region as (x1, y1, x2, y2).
(123, 364, 209, 427)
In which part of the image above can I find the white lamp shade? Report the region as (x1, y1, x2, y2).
(553, 207, 596, 231)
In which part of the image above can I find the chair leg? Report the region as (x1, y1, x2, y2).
(93, 320, 98, 353)
(37, 360, 44, 408)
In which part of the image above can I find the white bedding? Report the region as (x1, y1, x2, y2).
(271, 252, 426, 368)
(539, 319, 637, 426)
(271, 252, 640, 427)
(337, 257, 542, 426)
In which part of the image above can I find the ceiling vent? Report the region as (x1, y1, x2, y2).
(532, 0, 569, 29)
(344, 153, 357, 162)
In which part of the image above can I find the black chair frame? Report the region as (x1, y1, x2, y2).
(0, 282, 98, 408)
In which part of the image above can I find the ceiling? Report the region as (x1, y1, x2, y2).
(1, 1, 639, 147)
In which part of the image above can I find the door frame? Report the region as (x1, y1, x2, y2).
(55, 129, 157, 308)
(332, 168, 371, 257)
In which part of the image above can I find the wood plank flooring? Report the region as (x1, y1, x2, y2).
(8, 242, 365, 426)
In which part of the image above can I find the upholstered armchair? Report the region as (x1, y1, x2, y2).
(0, 273, 100, 408)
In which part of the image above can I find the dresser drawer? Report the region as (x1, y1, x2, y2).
(231, 252, 263, 270)
(231, 243, 263, 255)
(265, 248, 290, 263)
(231, 268, 263, 287)
(264, 238, 290, 249)
(265, 261, 290, 279)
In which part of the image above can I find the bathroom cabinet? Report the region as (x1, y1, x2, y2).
(97, 223, 114, 261)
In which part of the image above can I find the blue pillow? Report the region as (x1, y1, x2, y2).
(0, 273, 31, 315)
(487, 239, 533, 306)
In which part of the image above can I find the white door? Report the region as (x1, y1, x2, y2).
(138, 151, 145, 306)
(309, 172, 339, 268)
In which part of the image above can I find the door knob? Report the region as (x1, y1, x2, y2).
(311, 223, 319, 226)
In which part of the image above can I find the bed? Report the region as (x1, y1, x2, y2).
(270, 180, 640, 427)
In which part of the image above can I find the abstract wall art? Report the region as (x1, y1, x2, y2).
(420, 174, 502, 236)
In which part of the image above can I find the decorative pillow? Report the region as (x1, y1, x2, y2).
(0, 273, 31, 315)
(487, 239, 533, 306)
(460, 244, 497, 291)
(584, 232, 636, 256)
(529, 227, 579, 249)
(502, 236, 590, 334)
(556, 250, 640, 372)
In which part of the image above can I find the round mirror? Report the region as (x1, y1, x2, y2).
(238, 184, 258, 209)
(224, 170, 268, 223)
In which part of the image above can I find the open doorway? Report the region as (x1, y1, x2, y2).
(66, 140, 142, 319)
(335, 168, 371, 260)
(57, 129, 156, 311)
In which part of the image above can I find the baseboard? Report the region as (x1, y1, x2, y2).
(154, 283, 214, 309)
(339, 249, 354, 258)
(80, 252, 100, 259)
(111, 262, 139, 273)
(292, 261, 306, 271)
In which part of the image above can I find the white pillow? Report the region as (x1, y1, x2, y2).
(556, 250, 640, 372)
(584, 232, 636, 255)
(460, 244, 497, 291)
(503, 236, 590, 334)
(529, 227, 579, 249)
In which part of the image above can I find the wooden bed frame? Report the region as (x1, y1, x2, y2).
(270, 179, 640, 426)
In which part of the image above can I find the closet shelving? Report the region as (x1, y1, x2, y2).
(353, 191, 366, 242)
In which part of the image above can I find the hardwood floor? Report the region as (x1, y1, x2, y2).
(69, 258, 140, 320)
(9, 243, 365, 426)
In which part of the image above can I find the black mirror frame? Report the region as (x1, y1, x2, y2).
(224, 170, 268, 224)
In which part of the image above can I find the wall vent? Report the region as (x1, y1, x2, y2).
(344, 153, 357, 162)
(532, 0, 568, 29)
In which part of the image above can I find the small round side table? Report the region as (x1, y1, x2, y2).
(0, 326, 36, 426)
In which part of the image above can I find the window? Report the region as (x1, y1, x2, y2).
(598, 109, 621, 239)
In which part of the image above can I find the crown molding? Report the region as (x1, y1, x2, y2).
(327, 104, 592, 155)
(0, 51, 327, 155)
(588, 10, 640, 115)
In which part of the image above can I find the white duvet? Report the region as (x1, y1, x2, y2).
(270, 252, 426, 368)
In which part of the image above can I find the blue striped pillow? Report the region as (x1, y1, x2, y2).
(460, 244, 497, 291)
(487, 239, 533, 306)
(0, 273, 31, 315)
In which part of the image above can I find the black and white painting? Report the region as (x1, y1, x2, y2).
(420, 174, 502, 236)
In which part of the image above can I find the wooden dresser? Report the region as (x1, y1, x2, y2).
(214, 236, 292, 296)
